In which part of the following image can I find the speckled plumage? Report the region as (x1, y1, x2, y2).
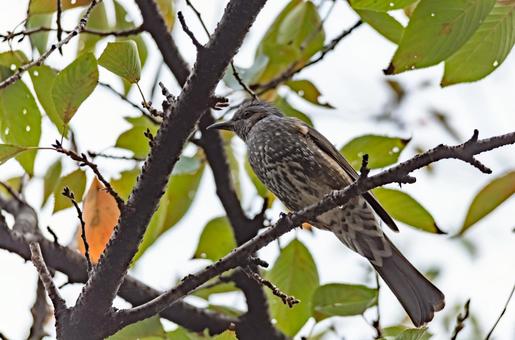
(207, 101, 445, 327)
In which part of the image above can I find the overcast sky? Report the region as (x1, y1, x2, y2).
(0, 1, 514, 339)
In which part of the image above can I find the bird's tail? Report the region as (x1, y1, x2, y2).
(372, 237, 445, 327)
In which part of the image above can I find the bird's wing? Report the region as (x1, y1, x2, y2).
(289, 118, 399, 232)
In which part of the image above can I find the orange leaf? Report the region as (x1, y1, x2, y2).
(77, 178, 120, 262)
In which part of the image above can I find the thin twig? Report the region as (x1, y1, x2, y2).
(485, 283, 515, 340)
(372, 273, 382, 339)
(87, 151, 144, 162)
(242, 267, 299, 307)
(451, 299, 471, 340)
(177, 11, 204, 50)
(52, 140, 125, 210)
(1, 25, 144, 41)
(56, 0, 63, 54)
(29, 242, 67, 316)
(46, 226, 59, 245)
(254, 20, 363, 95)
(0, 0, 102, 90)
(61, 187, 92, 272)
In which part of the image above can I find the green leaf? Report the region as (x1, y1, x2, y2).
(459, 171, 515, 235)
(207, 304, 243, 318)
(29, 0, 91, 14)
(0, 81, 42, 174)
(254, 0, 324, 84)
(311, 283, 377, 321)
(442, 3, 515, 86)
(267, 239, 319, 336)
(194, 217, 236, 261)
(111, 168, 140, 200)
(0, 144, 31, 166)
(372, 188, 443, 233)
(173, 156, 201, 175)
(42, 159, 62, 207)
(52, 52, 98, 125)
(156, 0, 175, 31)
(286, 80, 334, 108)
(340, 135, 409, 170)
(393, 327, 431, 340)
(350, 0, 418, 11)
(133, 157, 204, 262)
(0, 50, 29, 81)
(0, 176, 23, 197)
(356, 9, 404, 44)
(78, 1, 109, 54)
(193, 280, 238, 300)
(30, 65, 66, 134)
(26, 14, 53, 54)
(115, 126, 156, 158)
(53, 169, 87, 213)
(107, 316, 165, 340)
(385, 0, 496, 74)
(99, 41, 141, 83)
(274, 96, 313, 126)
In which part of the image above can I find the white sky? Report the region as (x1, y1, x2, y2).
(0, 1, 514, 339)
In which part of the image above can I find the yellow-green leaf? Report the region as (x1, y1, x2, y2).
(53, 169, 86, 213)
(194, 217, 236, 261)
(26, 14, 53, 54)
(0, 81, 42, 174)
(0, 50, 29, 81)
(156, 0, 175, 31)
(42, 159, 62, 207)
(111, 168, 140, 201)
(0, 144, 31, 166)
(29, 0, 92, 14)
(99, 41, 141, 84)
(286, 79, 334, 108)
(372, 188, 443, 233)
(356, 9, 404, 44)
(30, 65, 66, 134)
(385, 0, 496, 74)
(107, 316, 165, 340)
(442, 3, 515, 86)
(312, 283, 377, 321)
(459, 171, 515, 235)
(52, 53, 98, 125)
(350, 0, 418, 11)
(267, 239, 319, 336)
(340, 135, 409, 170)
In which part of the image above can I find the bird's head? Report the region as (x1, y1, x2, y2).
(207, 101, 282, 140)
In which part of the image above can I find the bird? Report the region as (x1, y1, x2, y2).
(207, 100, 445, 327)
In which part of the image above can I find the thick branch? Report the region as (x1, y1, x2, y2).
(0, 222, 234, 334)
(113, 130, 515, 325)
(0, 0, 102, 90)
(70, 1, 267, 337)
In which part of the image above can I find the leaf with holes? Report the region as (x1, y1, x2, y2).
(286, 80, 334, 108)
(385, 0, 496, 74)
(76, 178, 120, 262)
(53, 169, 86, 213)
(29, 0, 92, 14)
(442, 3, 515, 86)
(193, 216, 236, 261)
(0, 50, 29, 81)
(312, 283, 377, 321)
(350, 0, 418, 11)
(0, 81, 41, 174)
(42, 159, 62, 207)
(372, 188, 443, 233)
(340, 135, 410, 170)
(52, 52, 98, 126)
(99, 41, 141, 84)
(459, 171, 515, 235)
(267, 239, 319, 336)
(356, 9, 404, 44)
(30, 65, 66, 135)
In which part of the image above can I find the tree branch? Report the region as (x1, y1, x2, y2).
(66, 1, 267, 338)
(485, 283, 515, 340)
(0, 0, 102, 90)
(112, 129, 515, 326)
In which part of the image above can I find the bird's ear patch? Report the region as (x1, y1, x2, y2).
(292, 121, 309, 135)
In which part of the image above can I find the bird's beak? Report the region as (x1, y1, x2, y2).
(206, 120, 235, 131)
